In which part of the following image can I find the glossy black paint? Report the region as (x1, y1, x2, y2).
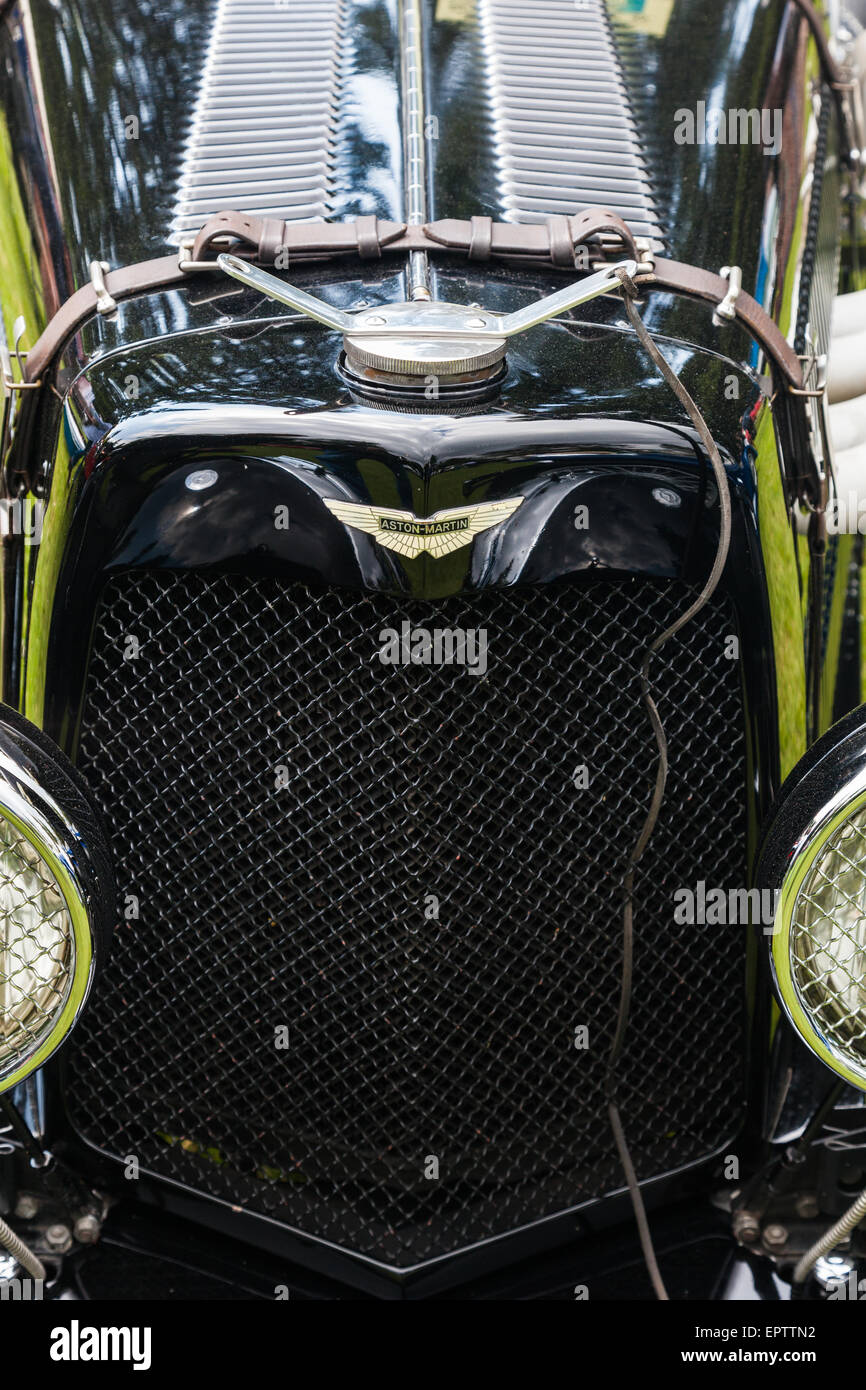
(0, 0, 854, 1294)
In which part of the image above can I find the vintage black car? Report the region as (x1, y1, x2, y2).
(2, 0, 866, 1305)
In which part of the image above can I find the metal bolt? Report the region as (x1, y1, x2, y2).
(363, 315, 386, 326)
(14, 1195, 38, 1220)
(733, 1211, 761, 1244)
(73, 1213, 101, 1245)
(465, 317, 487, 329)
(795, 1193, 820, 1220)
(763, 1223, 789, 1248)
(45, 1223, 72, 1252)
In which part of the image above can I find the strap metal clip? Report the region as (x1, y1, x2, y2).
(89, 261, 117, 315)
(714, 265, 742, 323)
(634, 237, 656, 277)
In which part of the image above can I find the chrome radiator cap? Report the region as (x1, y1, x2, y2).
(343, 301, 507, 381)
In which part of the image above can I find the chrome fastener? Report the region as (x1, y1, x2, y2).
(89, 261, 117, 316)
(714, 265, 742, 323)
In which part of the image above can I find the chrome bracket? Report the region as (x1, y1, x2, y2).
(714, 265, 742, 323)
(89, 261, 117, 316)
(1, 315, 41, 478)
(789, 350, 828, 399)
(790, 337, 832, 510)
(0, 316, 40, 393)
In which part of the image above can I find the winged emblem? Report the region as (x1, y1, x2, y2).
(322, 497, 523, 559)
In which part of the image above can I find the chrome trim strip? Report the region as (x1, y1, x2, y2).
(399, 0, 431, 300)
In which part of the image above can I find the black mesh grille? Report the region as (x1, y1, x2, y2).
(66, 572, 747, 1267)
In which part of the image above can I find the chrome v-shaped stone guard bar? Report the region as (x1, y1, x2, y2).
(215, 252, 640, 380)
(215, 252, 638, 341)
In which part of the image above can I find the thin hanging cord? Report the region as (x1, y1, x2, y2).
(604, 271, 734, 1301)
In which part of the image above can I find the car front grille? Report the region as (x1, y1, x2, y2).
(66, 571, 747, 1269)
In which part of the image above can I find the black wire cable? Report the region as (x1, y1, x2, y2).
(604, 270, 734, 1301)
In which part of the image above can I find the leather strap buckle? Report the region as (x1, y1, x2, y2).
(178, 236, 224, 273)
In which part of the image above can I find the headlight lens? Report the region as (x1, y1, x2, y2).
(757, 710, 866, 1089)
(788, 809, 866, 1067)
(0, 818, 75, 1075)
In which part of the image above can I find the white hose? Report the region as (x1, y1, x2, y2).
(792, 1185, 866, 1285)
(0, 1212, 46, 1282)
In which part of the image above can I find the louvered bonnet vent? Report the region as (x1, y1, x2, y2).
(478, 0, 663, 245)
(169, 0, 346, 243)
(169, 0, 662, 253)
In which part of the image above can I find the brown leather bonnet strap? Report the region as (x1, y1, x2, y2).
(21, 208, 803, 389)
(649, 259, 804, 388)
(422, 207, 639, 263)
(189, 210, 413, 262)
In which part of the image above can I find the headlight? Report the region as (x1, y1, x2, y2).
(758, 707, 866, 1088)
(0, 708, 113, 1092)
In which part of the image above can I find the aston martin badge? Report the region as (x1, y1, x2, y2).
(322, 497, 523, 559)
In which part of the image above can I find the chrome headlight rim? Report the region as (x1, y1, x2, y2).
(0, 791, 94, 1090)
(769, 770, 866, 1089)
(0, 708, 114, 1093)
(759, 705, 866, 1090)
